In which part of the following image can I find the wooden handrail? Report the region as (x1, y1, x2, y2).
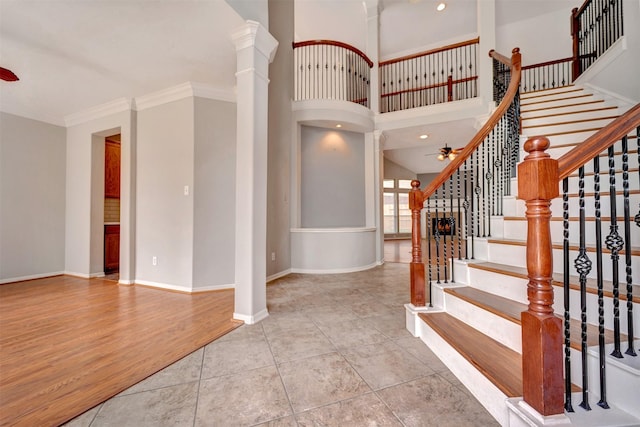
(292, 39, 374, 68)
(380, 75, 478, 98)
(557, 104, 640, 180)
(379, 37, 479, 66)
(420, 47, 521, 200)
(522, 57, 573, 70)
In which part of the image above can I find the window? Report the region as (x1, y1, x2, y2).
(384, 179, 413, 237)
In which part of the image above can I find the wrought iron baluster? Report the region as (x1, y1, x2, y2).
(606, 145, 624, 358)
(449, 176, 455, 281)
(481, 139, 487, 237)
(575, 166, 592, 411)
(442, 183, 449, 283)
(463, 160, 470, 260)
(621, 136, 637, 357)
(427, 197, 433, 301)
(563, 178, 573, 412)
(457, 169, 462, 260)
(593, 156, 609, 409)
(434, 189, 441, 284)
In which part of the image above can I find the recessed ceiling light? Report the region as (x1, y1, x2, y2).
(419, 134, 428, 139)
(336, 124, 342, 128)
(436, 2, 446, 11)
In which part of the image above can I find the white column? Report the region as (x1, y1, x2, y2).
(477, 0, 496, 107)
(232, 20, 278, 324)
(373, 130, 384, 264)
(365, 0, 380, 114)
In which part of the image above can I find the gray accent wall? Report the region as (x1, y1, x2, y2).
(301, 125, 366, 228)
(267, 0, 294, 278)
(0, 112, 66, 281)
(384, 157, 417, 180)
(136, 97, 195, 288)
(193, 97, 237, 289)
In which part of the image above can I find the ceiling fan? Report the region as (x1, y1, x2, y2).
(426, 144, 464, 161)
(0, 67, 19, 81)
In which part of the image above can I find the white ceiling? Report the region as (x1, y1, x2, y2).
(0, 0, 578, 173)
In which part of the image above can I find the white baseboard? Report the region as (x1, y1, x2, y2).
(0, 271, 65, 284)
(134, 280, 192, 293)
(267, 269, 291, 283)
(233, 308, 269, 324)
(291, 261, 378, 275)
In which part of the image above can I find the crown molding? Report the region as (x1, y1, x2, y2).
(135, 82, 236, 111)
(64, 98, 133, 127)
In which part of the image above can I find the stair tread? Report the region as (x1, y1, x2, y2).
(521, 106, 618, 121)
(444, 286, 627, 348)
(467, 261, 639, 302)
(418, 311, 523, 397)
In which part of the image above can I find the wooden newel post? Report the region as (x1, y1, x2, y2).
(517, 137, 564, 416)
(409, 180, 426, 307)
(571, 7, 581, 82)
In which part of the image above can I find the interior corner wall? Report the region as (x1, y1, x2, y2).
(300, 125, 366, 228)
(0, 112, 66, 282)
(384, 157, 417, 180)
(192, 97, 237, 289)
(496, 8, 573, 65)
(136, 97, 194, 290)
(267, 0, 294, 278)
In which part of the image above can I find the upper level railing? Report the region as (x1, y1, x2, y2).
(292, 40, 373, 107)
(571, 0, 624, 80)
(379, 38, 479, 113)
(521, 57, 574, 93)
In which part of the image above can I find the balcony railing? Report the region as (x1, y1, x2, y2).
(292, 40, 373, 107)
(571, 0, 624, 80)
(521, 57, 574, 93)
(379, 38, 479, 113)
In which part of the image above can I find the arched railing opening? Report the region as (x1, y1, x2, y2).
(292, 40, 373, 107)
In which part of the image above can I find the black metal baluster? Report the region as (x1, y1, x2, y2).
(475, 149, 482, 238)
(442, 183, 449, 283)
(470, 153, 476, 258)
(457, 169, 462, 260)
(427, 197, 433, 294)
(464, 160, 470, 260)
(482, 140, 487, 237)
(606, 145, 624, 358)
(594, 156, 609, 409)
(575, 166, 592, 411)
(435, 189, 441, 284)
(636, 125, 640, 228)
(449, 176, 455, 281)
(621, 136, 637, 357)
(563, 177, 574, 412)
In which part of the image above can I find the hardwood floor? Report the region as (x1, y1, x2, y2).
(0, 275, 241, 427)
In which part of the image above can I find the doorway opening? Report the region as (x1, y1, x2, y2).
(104, 134, 121, 280)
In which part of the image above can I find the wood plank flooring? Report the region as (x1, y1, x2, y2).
(0, 275, 241, 427)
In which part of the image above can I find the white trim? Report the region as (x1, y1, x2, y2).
(267, 269, 291, 283)
(191, 82, 236, 103)
(0, 271, 65, 284)
(290, 227, 376, 233)
(118, 280, 134, 286)
(64, 271, 93, 279)
(291, 261, 378, 275)
(134, 82, 236, 111)
(574, 35, 627, 85)
(64, 98, 133, 127)
(135, 279, 192, 293)
(233, 308, 269, 325)
(191, 284, 235, 292)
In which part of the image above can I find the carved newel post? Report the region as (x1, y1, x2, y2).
(409, 180, 425, 307)
(518, 136, 564, 416)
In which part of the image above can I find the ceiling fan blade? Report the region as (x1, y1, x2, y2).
(0, 67, 19, 81)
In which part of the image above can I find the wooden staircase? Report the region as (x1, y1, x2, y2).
(406, 85, 640, 426)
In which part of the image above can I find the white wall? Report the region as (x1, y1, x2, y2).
(65, 107, 133, 278)
(496, 7, 573, 65)
(136, 97, 194, 290)
(192, 97, 237, 290)
(0, 112, 66, 282)
(384, 157, 417, 180)
(300, 125, 366, 227)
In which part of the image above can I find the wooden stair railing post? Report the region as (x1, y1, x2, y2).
(410, 179, 426, 307)
(571, 7, 581, 81)
(518, 136, 564, 416)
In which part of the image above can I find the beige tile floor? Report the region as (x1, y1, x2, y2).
(64, 262, 498, 427)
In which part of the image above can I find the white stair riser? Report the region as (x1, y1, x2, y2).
(550, 194, 640, 219)
(521, 95, 599, 111)
(522, 108, 622, 127)
(487, 242, 639, 285)
(521, 101, 609, 119)
(520, 86, 585, 100)
(503, 219, 640, 248)
(466, 266, 529, 305)
(553, 286, 640, 334)
(567, 345, 640, 419)
(524, 118, 619, 137)
(442, 287, 522, 353)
